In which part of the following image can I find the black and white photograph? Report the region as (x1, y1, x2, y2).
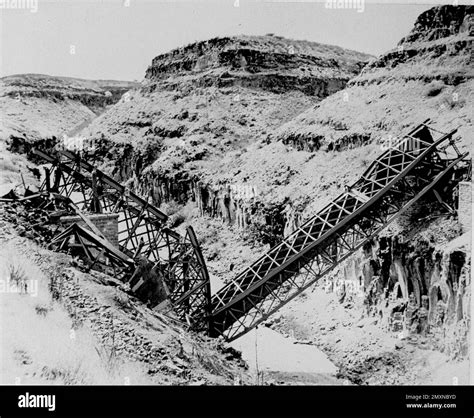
(0, 0, 472, 415)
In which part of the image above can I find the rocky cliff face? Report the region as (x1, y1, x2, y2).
(144, 36, 366, 96)
(0, 74, 138, 144)
(333, 218, 470, 358)
(276, 5, 473, 155)
(399, 4, 473, 44)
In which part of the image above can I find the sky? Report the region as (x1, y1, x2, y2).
(0, 0, 460, 81)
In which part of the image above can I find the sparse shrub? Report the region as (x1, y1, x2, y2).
(8, 264, 28, 292)
(40, 364, 88, 385)
(176, 110, 189, 120)
(95, 314, 119, 374)
(425, 80, 445, 97)
(237, 115, 247, 126)
(198, 223, 220, 246)
(332, 121, 348, 131)
(243, 218, 282, 247)
(35, 304, 49, 317)
(206, 247, 219, 261)
(48, 272, 64, 301)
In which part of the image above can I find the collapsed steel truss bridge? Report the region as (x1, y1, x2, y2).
(31, 149, 212, 333)
(7, 120, 469, 341)
(208, 120, 469, 340)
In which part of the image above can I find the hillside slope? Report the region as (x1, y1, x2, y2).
(1, 5, 471, 386)
(226, 5, 473, 237)
(81, 36, 370, 174)
(242, 5, 472, 385)
(0, 175, 249, 385)
(276, 5, 473, 155)
(0, 74, 138, 143)
(79, 35, 372, 245)
(83, 8, 471, 247)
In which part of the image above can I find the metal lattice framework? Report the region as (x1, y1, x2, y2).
(209, 121, 469, 340)
(33, 149, 211, 331)
(28, 120, 469, 340)
(167, 227, 212, 332)
(49, 222, 135, 281)
(35, 149, 173, 261)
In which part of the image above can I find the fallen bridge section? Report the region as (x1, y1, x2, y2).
(3, 120, 469, 341)
(17, 149, 212, 332)
(34, 149, 171, 262)
(209, 120, 470, 341)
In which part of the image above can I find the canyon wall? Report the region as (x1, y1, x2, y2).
(0, 74, 138, 144)
(132, 167, 291, 247)
(78, 7, 472, 347)
(325, 212, 470, 358)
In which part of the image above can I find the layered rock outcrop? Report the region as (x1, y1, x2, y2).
(399, 4, 473, 44)
(0, 74, 138, 143)
(276, 5, 473, 153)
(144, 36, 366, 96)
(326, 212, 470, 357)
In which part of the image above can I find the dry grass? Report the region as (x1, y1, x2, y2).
(0, 245, 152, 385)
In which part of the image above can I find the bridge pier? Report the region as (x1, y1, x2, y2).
(457, 181, 472, 232)
(60, 213, 119, 248)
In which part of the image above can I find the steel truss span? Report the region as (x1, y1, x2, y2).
(30, 120, 469, 341)
(209, 120, 469, 341)
(33, 148, 211, 333)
